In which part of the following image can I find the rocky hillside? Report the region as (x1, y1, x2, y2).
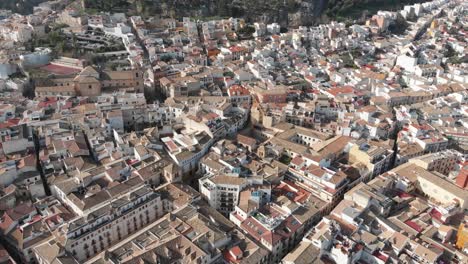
(128, 0, 428, 27)
(131, 0, 327, 27)
(83, 0, 430, 27)
(2, 0, 428, 22)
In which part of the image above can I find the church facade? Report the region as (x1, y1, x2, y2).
(35, 66, 144, 97)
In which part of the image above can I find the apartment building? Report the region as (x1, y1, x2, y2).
(408, 150, 461, 175)
(199, 175, 268, 215)
(59, 184, 164, 261)
(349, 141, 394, 180)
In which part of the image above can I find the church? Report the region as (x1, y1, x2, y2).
(35, 66, 144, 97)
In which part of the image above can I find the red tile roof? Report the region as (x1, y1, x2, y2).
(229, 46, 246, 53)
(263, 230, 283, 245)
(274, 180, 311, 204)
(241, 217, 269, 241)
(429, 208, 445, 223)
(290, 156, 305, 167)
(0, 213, 14, 233)
(373, 251, 389, 262)
(328, 86, 355, 97)
(6, 118, 20, 126)
(41, 64, 81, 75)
(455, 166, 468, 189)
(228, 85, 250, 97)
(405, 220, 423, 233)
(229, 246, 242, 259)
(38, 98, 58, 108)
(203, 112, 219, 121)
(62, 102, 73, 109)
(397, 191, 413, 199)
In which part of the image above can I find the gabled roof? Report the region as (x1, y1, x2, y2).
(79, 66, 99, 77)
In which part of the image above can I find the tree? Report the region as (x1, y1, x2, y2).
(56, 41, 66, 53)
(27, 36, 38, 52)
(71, 33, 79, 58)
(84, 0, 130, 12)
(91, 55, 106, 65)
(223, 71, 235, 78)
(237, 25, 255, 38)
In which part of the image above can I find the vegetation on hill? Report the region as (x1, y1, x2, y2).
(0, 0, 48, 14)
(6, 0, 429, 26)
(125, 0, 429, 26)
(83, 0, 131, 13)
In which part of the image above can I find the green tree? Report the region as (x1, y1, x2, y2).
(57, 41, 65, 53)
(223, 71, 235, 78)
(237, 25, 255, 38)
(71, 33, 79, 57)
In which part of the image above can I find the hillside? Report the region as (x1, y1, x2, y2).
(119, 0, 427, 26)
(0, 0, 49, 14)
(6, 0, 427, 26)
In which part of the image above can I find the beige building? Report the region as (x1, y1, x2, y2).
(35, 66, 144, 97)
(159, 76, 201, 98)
(56, 9, 87, 32)
(408, 150, 461, 175)
(416, 167, 468, 210)
(349, 142, 393, 181)
(282, 241, 322, 264)
(60, 183, 164, 261)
